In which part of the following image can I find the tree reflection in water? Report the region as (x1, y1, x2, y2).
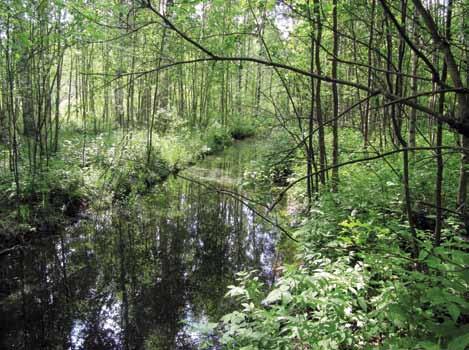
(0, 141, 280, 349)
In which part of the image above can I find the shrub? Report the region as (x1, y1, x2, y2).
(205, 127, 233, 153)
(201, 219, 469, 350)
(107, 142, 170, 199)
(229, 120, 256, 140)
(245, 132, 296, 186)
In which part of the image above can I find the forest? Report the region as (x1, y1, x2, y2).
(0, 0, 468, 349)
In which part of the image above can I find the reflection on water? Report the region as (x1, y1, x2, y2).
(0, 140, 280, 349)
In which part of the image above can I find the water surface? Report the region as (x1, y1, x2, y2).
(0, 139, 280, 349)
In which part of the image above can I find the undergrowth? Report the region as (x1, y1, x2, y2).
(192, 129, 469, 350)
(0, 123, 253, 240)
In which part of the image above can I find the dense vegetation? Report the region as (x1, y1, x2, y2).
(1, 0, 469, 349)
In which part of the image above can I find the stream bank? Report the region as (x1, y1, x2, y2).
(0, 136, 286, 349)
(0, 126, 257, 253)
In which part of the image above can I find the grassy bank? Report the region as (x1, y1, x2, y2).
(0, 123, 255, 247)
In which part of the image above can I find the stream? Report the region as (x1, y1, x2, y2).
(0, 139, 282, 349)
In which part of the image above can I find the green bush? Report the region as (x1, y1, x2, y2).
(245, 132, 296, 186)
(108, 144, 170, 199)
(205, 127, 233, 153)
(197, 219, 469, 350)
(229, 120, 256, 140)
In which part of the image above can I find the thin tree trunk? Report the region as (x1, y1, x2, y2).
(314, 0, 326, 186)
(331, 0, 340, 192)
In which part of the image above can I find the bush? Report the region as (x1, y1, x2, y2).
(245, 132, 296, 186)
(205, 126, 233, 153)
(106, 142, 171, 199)
(0, 159, 88, 240)
(158, 133, 206, 170)
(198, 218, 469, 350)
(229, 120, 256, 140)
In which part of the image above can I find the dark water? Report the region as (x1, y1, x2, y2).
(0, 139, 280, 349)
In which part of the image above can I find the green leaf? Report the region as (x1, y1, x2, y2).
(417, 341, 440, 350)
(447, 333, 469, 350)
(358, 297, 367, 312)
(263, 288, 283, 305)
(226, 286, 247, 298)
(447, 304, 460, 322)
(221, 311, 245, 325)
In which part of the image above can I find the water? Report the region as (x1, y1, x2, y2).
(0, 139, 281, 349)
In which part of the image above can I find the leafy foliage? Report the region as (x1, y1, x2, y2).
(200, 219, 469, 350)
